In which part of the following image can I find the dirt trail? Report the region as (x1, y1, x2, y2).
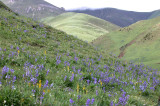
(118, 40, 136, 58)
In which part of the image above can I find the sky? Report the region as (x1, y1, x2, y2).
(45, 0, 160, 12)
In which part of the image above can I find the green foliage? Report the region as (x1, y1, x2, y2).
(0, 87, 33, 105)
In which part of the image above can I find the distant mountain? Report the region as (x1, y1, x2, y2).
(1, 0, 65, 20)
(71, 8, 154, 27)
(41, 12, 120, 42)
(92, 16, 160, 69)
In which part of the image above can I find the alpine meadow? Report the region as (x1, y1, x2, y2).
(0, 1, 160, 106)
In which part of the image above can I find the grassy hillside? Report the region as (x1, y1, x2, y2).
(149, 10, 160, 19)
(1, 0, 65, 20)
(0, 2, 160, 105)
(92, 16, 160, 69)
(41, 12, 120, 42)
(71, 8, 153, 27)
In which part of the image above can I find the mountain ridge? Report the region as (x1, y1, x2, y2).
(71, 8, 160, 27)
(1, 0, 65, 20)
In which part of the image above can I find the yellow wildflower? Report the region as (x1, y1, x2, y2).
(83, 86, 85, 93)
(43, 90, 45, 93)
(44, 50, 46, 55)
(18, 50, 20, 55)
(67, 66, 69, 71)
(39, 80, 41, 89)
(100, 80, 102, 86)
(77, 84, 79, 93)
(86, 90, 88, 94)
(28, 83, 31, 87)
(47, 89, 50, 93)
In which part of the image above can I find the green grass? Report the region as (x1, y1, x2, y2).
(41, 12, 120, 42)
(93, 16, 160, 69)
(0, 3, 160, 106)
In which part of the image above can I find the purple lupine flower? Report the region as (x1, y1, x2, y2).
(133, 86, 135, 90)
(74, 56, 78, 62)
(91, 98, 95, 104)
(77, 95, 81, 100)
(12, 86, 16, 90)
(86, 99, 90, 106)
(30, 77, 37, 84)
(46, 69, 49, 76)
(56, 60, 61, 65)
(117, 91, 129, 105)
(35, 58, 37, 62)
(96, 90, 98, 96)
(2, 66, 9, 75)
(16, 46, 19, 50)
(10, 45, 13, 49)
(150, 86, 155, 91)
(32, 89, 36, 93)
(94, 78, 97, 84)
(10, 69, 14, 73)
(87, 80, 90, 85)
(69, 99, 74, 104)
(13, 76, 16, 82)
(50, 83, 54, 88)
(64, 76, 67, 81)
(110, 101, 114, 106)
(108, 94, 112, 97)
(24, 30, 28, 33)
(70, 74, 74, 82)
(139, 85, 145, 92)
(43, 80, 49, 88)
(40, 95, 44, 104)
(77, 69, 81, 74)
(22, 48, 25, 51)
(56, 55, 61, 65)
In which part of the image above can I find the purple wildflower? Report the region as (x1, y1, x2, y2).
(64, 76, 67, 81)
(91, 98, 95, 104)
(69, 99, 74, 104)
(46, 69, 49, 76)
(70, 73, 74, 82)
(43, 80, 49, 88)
(86, 99, 90, 106)
(110, 101, 114, 106)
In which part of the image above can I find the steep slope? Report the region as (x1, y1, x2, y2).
(92, 16, 160, 69)
(41, 12, 120, 42)
(1, 0, 65, 20)
(0, 1, 13, 12)
(71, 8, 153, 27)
(149, 10, 160, 19)
(0, 3, 160, 106)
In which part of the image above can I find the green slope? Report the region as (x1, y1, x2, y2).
(93, 16, 160, 69)
(0, 2, 160, 106)
(41, 12, 120, 42)
(1, 0, 65, 20)
(149, 10, 160, 19)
